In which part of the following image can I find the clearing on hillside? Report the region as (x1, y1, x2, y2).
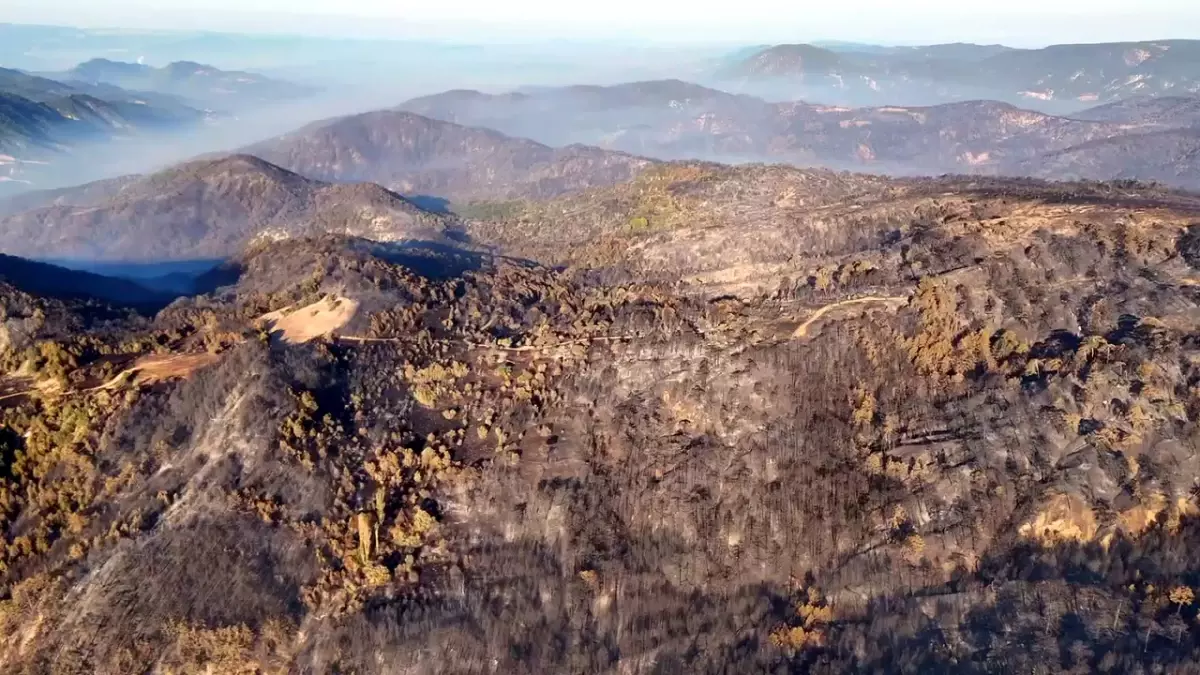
(262, 296, 359, 344)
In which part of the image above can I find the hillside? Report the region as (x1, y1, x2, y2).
(1014, 128, 1200, 186)
(0, 89, 184, 158)
(7, 164, 1200, 671)
(0, 91, 63, 154)
(0, 90, 190, 144)
(0, 280, 143, 359)
(0, 154, 456, 261)
(780, 99, 1130, 171)
(463, 161, 1200, 295)
(742, 99, 1122, 171)
(244, 110, 654, 202)
(1072, 95, 1200, 127)
(0, 174, 140, 216)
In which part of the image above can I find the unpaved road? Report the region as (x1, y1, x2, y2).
(792, 295, 909, 338)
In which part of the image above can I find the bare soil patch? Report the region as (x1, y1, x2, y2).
(262, 296, 359, 344)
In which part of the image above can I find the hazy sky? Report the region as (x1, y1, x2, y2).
(4, 0, 1200, 45)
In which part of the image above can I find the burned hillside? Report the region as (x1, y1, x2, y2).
(4, 165, 1200, 673)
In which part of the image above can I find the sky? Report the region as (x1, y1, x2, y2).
(3, 0, 1200, 45)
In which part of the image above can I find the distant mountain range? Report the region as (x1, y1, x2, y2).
(0, 64, 215, 192)
(0, 65, 207, 151)
(400, 80, 1200, 189)
(42, 58, 316, 110)
(399, 80, 770, 152)
(0, 65, 199, 114)
(6, 84, 1196, 266)
(0, 58, 313, 195)
(0, 91, 202, 194)
(719, 40, 1200, 112)
(0, 88, 196, 152)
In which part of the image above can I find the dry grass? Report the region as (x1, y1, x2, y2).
(1018, 493, 1099, 544)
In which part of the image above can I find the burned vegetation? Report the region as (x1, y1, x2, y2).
(4, 166, 1200, 673)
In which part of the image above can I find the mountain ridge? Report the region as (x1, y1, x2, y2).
(0, 153, 456, 261)
(244, 109, 654, 202)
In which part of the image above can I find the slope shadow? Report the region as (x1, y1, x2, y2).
(0, 254, 178, 312)
(407, 195, 453, 214)
(38, 258, 226, 295)
(190, 237, 512, 297)
(361, 239, 492, 279)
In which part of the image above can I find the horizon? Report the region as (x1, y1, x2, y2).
(3, 2, 1200, 47)
(3, 19, 1200, 53)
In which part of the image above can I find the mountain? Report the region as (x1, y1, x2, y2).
(52, 58, 316, 109)
(0, 90, 181, 189)
(462, 161, 1200, 294)
(724, 40, 1200, 110)
(6, 165, 1200, 672)
(732, 43, 849, 79)
(244, 109, 654, 202)
(404, 80, 758, 120)
(399, 80, 775, 154)
(462, 162, 902, 279)
(0, 154, 455, 261)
